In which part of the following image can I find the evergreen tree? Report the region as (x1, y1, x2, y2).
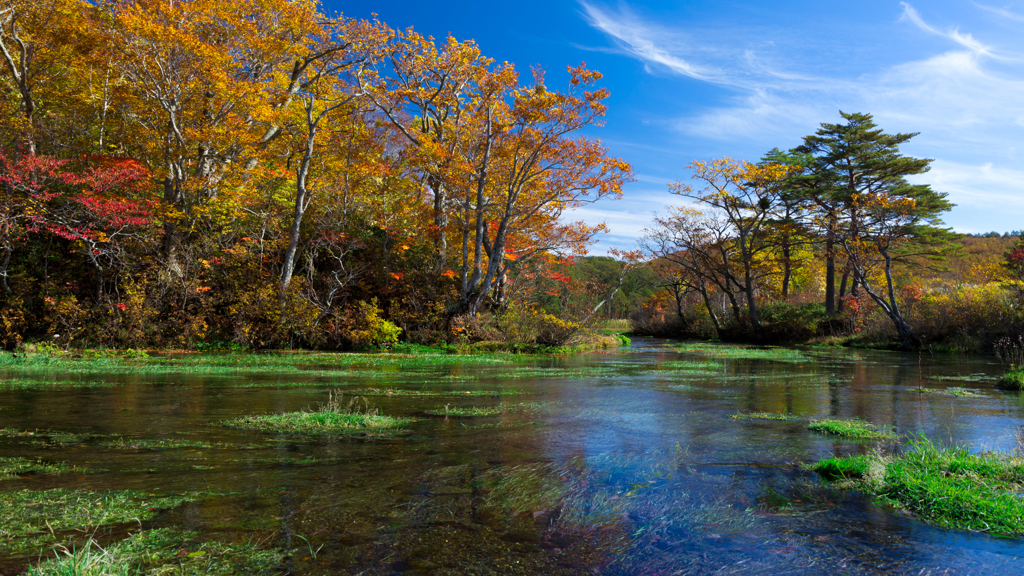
(795, 112, 953, 349)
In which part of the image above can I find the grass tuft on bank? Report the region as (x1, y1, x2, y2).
(812, 437, 1024, 536)
(808, 418, 897, 439)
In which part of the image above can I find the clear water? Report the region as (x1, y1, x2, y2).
(2, 340, 1024, 575)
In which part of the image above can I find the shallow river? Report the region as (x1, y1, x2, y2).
(2, 340, 1024, 575)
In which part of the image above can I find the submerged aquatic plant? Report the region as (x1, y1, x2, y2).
(0, 457, 78, 480)
(220, 390, 412, 434)
(670, 342, 811, 363)
(424, 402, 551, 417)
(0, 489, 199, 555)
(730, 412, 802, 421)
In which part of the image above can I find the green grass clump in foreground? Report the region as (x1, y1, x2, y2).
(813, 438, 1024, 536)
(808, 418, 897, 439)
(26, 528, 282, 576)
(996, 368, 1024, 390)
(0, 457, 79, 480)
(730, 412, 802, 421)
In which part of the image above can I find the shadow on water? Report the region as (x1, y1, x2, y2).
(1, 340, 1024, 574)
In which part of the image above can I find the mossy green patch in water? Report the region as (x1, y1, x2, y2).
(0, 489, 198, 555)
(813, 437, 1024, 536)
(669, 342, 811, 363)
(730, 412, 802, 421)
(808, 418, 897, 439)
(0, 457, 79, 480)
(221, 408, 411, 435)
(25, 528, 282, 576)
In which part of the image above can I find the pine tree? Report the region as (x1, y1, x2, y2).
(796, 111, 953, 349)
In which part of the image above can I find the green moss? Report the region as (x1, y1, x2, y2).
(26, 528, 282, 576)
(730, 412, 802, 421)
(813, 438, 1024, 536)
(808, 418, 897, 440)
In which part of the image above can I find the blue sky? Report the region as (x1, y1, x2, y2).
(335, 0, 1024, 251)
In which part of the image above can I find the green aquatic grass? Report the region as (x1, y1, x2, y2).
(0, 428, 269, 451)
(0, 457, 79, 480)
(424, 402, 551, 417)
(811, 455, 871, 480)
(26, 528, 282, 576)
(221, 393, 412, 435)
(813, 438, 1024, 536)
(670, 342, 811, 363)
(730, 412, 802, 421)
(996, 368, 1024, 390)
(930, 374, 997, 383)
(344, 387, 525, 397)
(0, 378, 113, 389)
(0, 489, 198, 555)
(912, 387, 984, 398)
(808, 418, 897, 439)
(221, 410, 410, 434)
(97, 437, 217, 450)
(656, 360, 724, 371)
(0, 350, 520, 377)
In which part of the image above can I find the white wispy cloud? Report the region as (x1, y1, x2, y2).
(575, 1, 1024, 234)
(578, 1, 717, 81)
(974, 3, 1024, 23)
(899, 2, 994, 56)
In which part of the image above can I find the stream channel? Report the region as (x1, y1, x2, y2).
(2, 339, 1024, 575)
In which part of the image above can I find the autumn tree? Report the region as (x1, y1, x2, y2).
(669, 159, 793, 337)
(277, 16, 392, 300)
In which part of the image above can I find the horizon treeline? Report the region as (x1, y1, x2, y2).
(0, 0, 634, 349)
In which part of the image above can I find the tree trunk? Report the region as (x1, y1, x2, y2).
(280, 119, 318, 301)
(825, 231, 835, 314)
(781, 242, 792, 297)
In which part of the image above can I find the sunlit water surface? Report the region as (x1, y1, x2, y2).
(2, 340, 1024, 575)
